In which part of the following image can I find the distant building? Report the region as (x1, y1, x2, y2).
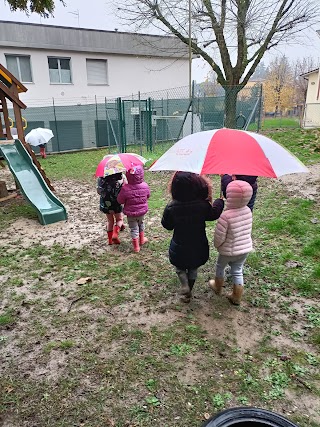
(0, 21, 189, 105)
(301, 68, 320, 128)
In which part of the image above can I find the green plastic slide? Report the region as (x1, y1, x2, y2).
(0, 139, 67, 225)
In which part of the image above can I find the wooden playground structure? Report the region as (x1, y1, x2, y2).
(0, 63, 54, 195)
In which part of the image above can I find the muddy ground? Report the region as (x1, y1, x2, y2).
(1, 164, 319, 251)
(0, 164, 320, 426)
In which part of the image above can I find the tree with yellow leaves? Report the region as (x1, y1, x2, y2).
(264, 56, 295, 115)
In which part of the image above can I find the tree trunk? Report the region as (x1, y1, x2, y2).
(224, 86, 241, 129)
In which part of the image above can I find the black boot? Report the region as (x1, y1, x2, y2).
(177, 271, 191, 303)
(188, 279, 195, 292)
(182, 279, 195, 303)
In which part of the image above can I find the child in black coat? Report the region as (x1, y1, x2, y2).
(221, 174, 258, 211)
(161, 172, 224, 303)
(97, 172, 125, 245)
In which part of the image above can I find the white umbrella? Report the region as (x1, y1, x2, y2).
(25, 128, 54, 147)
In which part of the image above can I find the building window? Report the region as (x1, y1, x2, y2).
(86, 59, 108, 85)
(5, 55, 33, 83)
(48, 57, 72, 84)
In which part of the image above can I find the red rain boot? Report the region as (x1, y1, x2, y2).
(112, 225, 121, 244)
(132, 238, 140, 253)
(139, 231, 148, 246)
(107, 231, 113, 245)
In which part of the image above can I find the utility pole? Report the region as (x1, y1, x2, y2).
(317, 30, 320, 101)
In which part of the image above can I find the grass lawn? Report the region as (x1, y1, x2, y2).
(0, 128, 320, 427)
(261, 117, 301, 130)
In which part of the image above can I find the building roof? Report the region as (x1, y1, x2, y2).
(300, 68, 319, 78)
(0, 21, 188, 59)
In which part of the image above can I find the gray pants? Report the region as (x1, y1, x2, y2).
(215, 253, 248, 285)
(127, 215, 145, 239)
(175, 267, 198, 281)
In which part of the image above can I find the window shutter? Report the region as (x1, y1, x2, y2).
(86, 59, 108, 85)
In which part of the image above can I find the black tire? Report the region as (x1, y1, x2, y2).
(202, 407, 299, 427)
(236, 114, 246, 129)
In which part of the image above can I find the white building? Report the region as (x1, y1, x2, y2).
(0, 21, 189, 105)
(301, 68, 320, 128)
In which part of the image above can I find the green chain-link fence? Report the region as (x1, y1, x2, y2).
(8, 82, 263, 156)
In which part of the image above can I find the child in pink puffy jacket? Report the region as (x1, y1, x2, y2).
(117, 165, 150, 253)
(209, 180, 253, 305)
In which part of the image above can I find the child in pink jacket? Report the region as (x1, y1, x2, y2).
(209, 180, 253, 305)
(117, 165, 150, 252)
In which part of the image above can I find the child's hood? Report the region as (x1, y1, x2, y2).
(126, 164, 144, 185)
(226, 180, 253, 209)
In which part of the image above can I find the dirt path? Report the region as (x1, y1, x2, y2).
(278, 163, 320, 201)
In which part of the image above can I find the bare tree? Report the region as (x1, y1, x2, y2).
(200, 70, 221, 96)
(117, 0, 320, 127)
(292, 57, 319, 106)
(250, 62, 267, 81)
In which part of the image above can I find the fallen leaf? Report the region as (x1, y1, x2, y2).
(310, 218, 318, 224)
(77, 277, 92, 285)
(204, 413, 211, 420)
(280, 354, 291, 361)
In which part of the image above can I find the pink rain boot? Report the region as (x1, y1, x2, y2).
(139, 231, 148, 246)
(132, 238, 140, 253)
(107, 231, 113, 245)
(112, 225, 121, 244)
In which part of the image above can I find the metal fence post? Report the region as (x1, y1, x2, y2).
(177, 98, 192, 140)
(121, 99, 127, 153)
(191, 80, 195, 134)
(202, 93, 205, 131)
(52, 97, 60, 152)
(117, 97, 124, 153)
(257, 84, 263, 132)
(148, 97, 153, 151)
(138, 91, 143, 156)
(95, 95, 100, 148)
(105, 97, 111, 153)
(145, 98, 150, 151)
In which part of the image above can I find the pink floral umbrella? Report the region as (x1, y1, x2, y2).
(95, 153, 147, 177)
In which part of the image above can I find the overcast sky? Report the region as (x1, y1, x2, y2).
(1, 0, 320, 82)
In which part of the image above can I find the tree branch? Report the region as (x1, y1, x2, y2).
(242, 0, 307, 86)
(151, 0, 226, 83)
(202, 0, 233, 82)
(234, 0, 250, 81)
(220, 0, 227, 28)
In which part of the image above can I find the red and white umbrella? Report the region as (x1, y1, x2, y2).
(149, 128, 308, 178)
